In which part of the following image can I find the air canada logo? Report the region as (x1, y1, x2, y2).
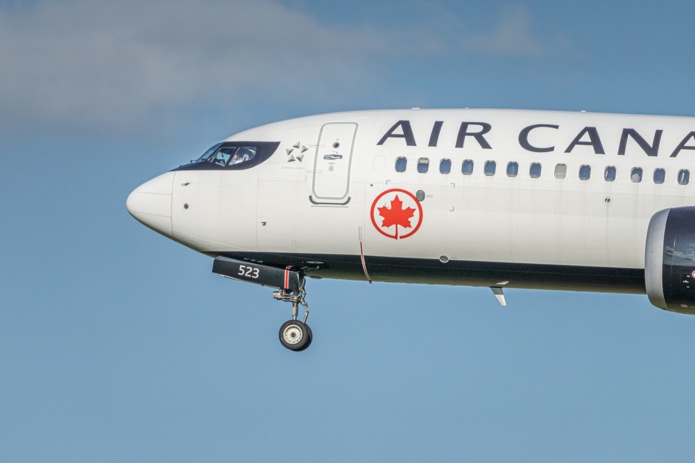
(370, 189, 423, 240)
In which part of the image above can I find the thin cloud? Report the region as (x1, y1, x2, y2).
(0, 0, 390, 135)
(0, 0, 568, 137)
(463, 5, 546, 56)
(403, 3, 562, 58)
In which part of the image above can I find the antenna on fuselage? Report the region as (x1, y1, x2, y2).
(490, 282, 509, 307)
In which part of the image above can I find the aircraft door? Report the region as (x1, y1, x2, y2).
(311, 122, 357, 205)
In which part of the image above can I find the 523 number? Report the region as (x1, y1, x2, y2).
(238, 265, 259, 279)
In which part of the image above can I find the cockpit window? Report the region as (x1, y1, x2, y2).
(230, 146, 257, 165)
(196, 143, 222, 162)
(177, 141, 280, 172)
(203, 146, 257, 166)
(208, 147, 236, 166)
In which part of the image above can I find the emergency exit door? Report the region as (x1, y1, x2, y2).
(311, 122, 357, 204)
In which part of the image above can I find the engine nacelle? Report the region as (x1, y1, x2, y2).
(646, 207, 695, 314)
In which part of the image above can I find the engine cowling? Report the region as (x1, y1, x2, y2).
(646, 207, 695, 314)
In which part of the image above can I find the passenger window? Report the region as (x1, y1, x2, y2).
(229, 146, 257, 166)
(554, 164, 567, 179)
(530, 163, 542, 178)
(440, 159, 451, 174)
(484, 161, 496, 176)
(631, 167, 643, 183)
(679, 169, 690, 185)
(506, 162, 518, 177)
(395, 157, 407, 172)
(462, 159, 474, 175)
(604, 166, 616, 182)
(417, 158, 430, 173)
(579, 165, 591, 180)
(653, 168, 665, 184)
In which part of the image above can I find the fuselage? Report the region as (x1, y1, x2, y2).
(127, 108, 695, 298)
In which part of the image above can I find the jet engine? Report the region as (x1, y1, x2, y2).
(645, 207, 695, 314)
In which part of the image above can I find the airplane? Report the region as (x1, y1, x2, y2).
(126, 108, 695, 351)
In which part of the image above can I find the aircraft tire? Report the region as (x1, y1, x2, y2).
(295, 324, 313, 352)
(279, 320, 311, 351)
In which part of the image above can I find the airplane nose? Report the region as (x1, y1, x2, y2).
(126, 172, 175, 238)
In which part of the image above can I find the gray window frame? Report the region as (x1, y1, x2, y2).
(631, 167, 643, 183)
(484, 160, 497, 176)
(530, 162, 542, 179)
(679, 169, 690, 185)
(439, 158, 451, 174)
(506, 161, 519, 177)
(462, 159, 474, 175)
(395, 157, 407, 172)
(653, 168, 665, 184)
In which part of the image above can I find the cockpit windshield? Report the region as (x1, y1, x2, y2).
(198, 145, 257, 167)
(195, 143, 222, 162)
(177, 141, 279, 172)
(229, 147, 257, 165)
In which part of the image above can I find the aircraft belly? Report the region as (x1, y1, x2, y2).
(217, 251, 644, 294)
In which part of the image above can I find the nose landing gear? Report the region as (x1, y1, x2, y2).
(274, 282, 312, 351)
(211, 256, 314, 351)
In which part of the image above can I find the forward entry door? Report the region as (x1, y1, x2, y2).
(311, 122, 357, 205)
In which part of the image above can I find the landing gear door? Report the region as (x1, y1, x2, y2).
(310, 122, 357, 205)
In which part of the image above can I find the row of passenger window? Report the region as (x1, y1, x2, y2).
(394, 157, 691, 185)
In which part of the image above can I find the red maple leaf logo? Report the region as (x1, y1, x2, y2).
(377, 195, 415, 239)
(370, 189, 424, 240)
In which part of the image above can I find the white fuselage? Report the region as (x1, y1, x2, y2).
(127, 109, 695, 296)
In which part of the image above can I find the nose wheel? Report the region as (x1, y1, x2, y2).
(279, 320, 313, 351)
(273, 280, 312, 351)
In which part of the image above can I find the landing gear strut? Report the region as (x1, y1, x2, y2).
(274, 280, 312, 351)
(211, 256, 314, 351)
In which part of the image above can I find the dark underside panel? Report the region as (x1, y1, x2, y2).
(216, 251, 646, 295)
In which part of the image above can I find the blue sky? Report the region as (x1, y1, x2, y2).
(2, 0, 695, 461)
